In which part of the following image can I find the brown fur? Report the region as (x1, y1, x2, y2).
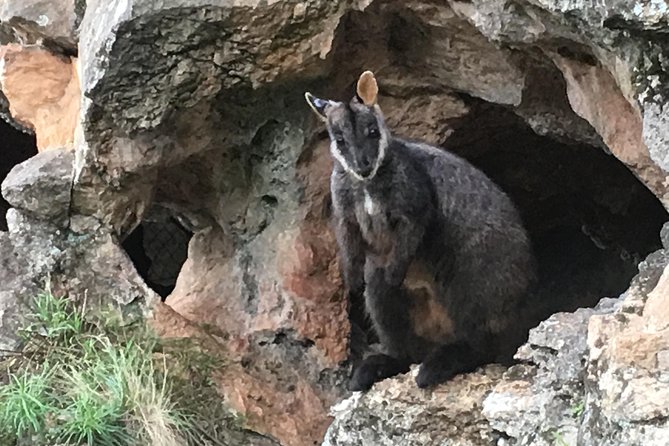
(405, 261, 455, 344)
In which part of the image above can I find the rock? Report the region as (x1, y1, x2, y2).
(148, 302, 282, 446)
(165, 139, 350, 445)
(0, 231, 35, 353)
(483, 298, 621, 446)
(0, 0, 668, 445)
(643, 100, 669, 174)
(0, 44, 80, 151)
(0, 0, 80, 52)
(1, 148, 73, 223)
(323, 365, 505, 446)
(62, 215, 159, 313)
(582, 254, 669, 445)
(552, 55, 669, 206)
(0, 209, 66, 353)
(446, 0, 669, 207)
(0, 208, 157, 356)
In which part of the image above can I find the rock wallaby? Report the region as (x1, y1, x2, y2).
(305, 71, 537, 390)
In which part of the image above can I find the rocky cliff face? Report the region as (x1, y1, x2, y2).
(1, 1, 669, 445)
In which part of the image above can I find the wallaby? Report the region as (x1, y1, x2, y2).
(305, 71, 537, 390)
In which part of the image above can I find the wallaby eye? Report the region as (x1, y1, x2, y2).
(368, 127, 380, 138)
(335, 134, 345, 144)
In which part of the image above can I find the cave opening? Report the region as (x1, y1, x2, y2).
(121, 208, 193, 300)
(0, 118, 38, 231)
(442, 100, 668, 321)
(330, 3, 669, 356)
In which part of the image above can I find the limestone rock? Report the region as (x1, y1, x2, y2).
(582, 253, 669, 445)
(643, 100, 669, 174)
(0, 44, 80, 151)
(446, 0, 669, 207)
(483, 298, 620, 446)
(1, 148, 73, 223)
(0, 230, 36, 353)
(63, 215, 159, 312)
(149, 302, 282, 446)
(0, 208, 157, 357)
(552, 55, 669, 206)
(165, 139, 350, 446)
(323, 365, 504, 446)
(0, 0, 79, 51)
(0, 209, 66, 353)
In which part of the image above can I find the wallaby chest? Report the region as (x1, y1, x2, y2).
(351, 187, 395, 255)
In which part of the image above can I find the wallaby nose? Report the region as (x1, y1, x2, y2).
(359, 160, 373, 177)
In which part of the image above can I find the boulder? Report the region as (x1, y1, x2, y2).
(1, 148, 74, 224)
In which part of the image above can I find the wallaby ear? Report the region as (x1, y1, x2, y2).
(305, 92, 330, 121)
(356, 70, 378, 106)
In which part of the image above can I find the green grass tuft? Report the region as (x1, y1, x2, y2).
(0, 289, 231, 446)
(0, 366, 54, 439)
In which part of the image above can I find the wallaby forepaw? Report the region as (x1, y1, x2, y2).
(349, 354, 408, 391)
(415, 362, 457, 389)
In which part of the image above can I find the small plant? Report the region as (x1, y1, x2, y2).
(22, 291, 84, 340)
(0, 366, 55, 439)
(570, 400, 585, 418)
(550, 430, 571, 446)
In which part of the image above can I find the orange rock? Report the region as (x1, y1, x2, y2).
(0, 44, 80, 151)
(162, 139, 350, 446)
(552, 55, 669, 205)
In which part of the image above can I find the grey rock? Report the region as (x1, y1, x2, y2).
(0, 0, 79, 51)
(323, 365, 504, 446)
(483, 298, 621, 446)
(643, 100, 669, 173)
(0, 208, 156, 356)
(60, 216, 159, 312)
(1, 148, 74, 224)
(0, 209, 65, 354)
(0, 231, 33, 353)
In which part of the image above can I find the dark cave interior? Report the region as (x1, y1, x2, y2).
(442, 100, 667, 321)
(121, 211, 193, 300)
(0, 119, 38, 231)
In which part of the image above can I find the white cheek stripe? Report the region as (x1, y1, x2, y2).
(329, 130, 389, 182)
(330, 140, 365, 181)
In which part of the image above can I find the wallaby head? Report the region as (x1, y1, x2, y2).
(305, 71, 390, 181)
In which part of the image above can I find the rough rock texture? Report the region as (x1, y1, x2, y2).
(323, 365, 505, 446)
(482, 298, 621, 446)
(149, 302, 283, 446)
(0, 150, 158, 352)
(1, 0, 669, 445)
(2, 148, 74, 224)
(0, 0, 79, 52)
(583, 243, 669, 445)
